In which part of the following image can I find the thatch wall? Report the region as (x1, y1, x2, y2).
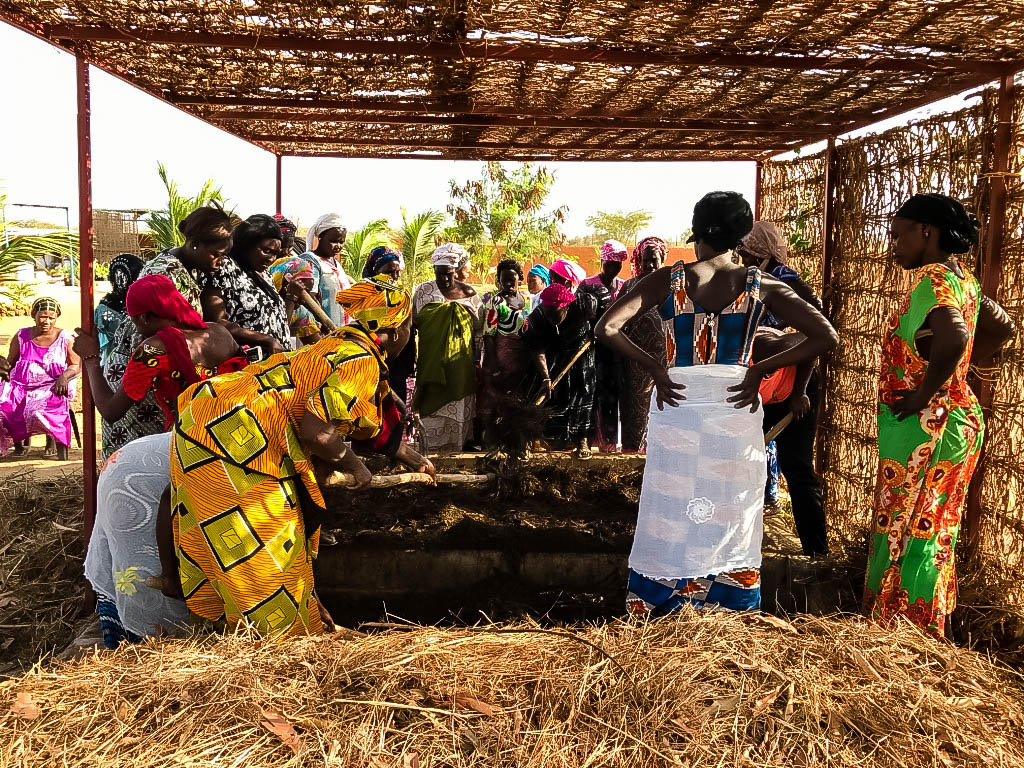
(761, 85, 1024, 604)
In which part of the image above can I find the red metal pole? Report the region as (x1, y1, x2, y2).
(275, 154, 283, 214)
(76, 54, 97, 544)
(963, 73, 1016, 557)
(754, 160, 763, 220)
(815, 137, 840, 482)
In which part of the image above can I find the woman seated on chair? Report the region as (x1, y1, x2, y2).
(0, 297, 80, 460)
(74, 274, 248, 432)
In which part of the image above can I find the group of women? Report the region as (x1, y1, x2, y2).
(3, 185, 1009, 646)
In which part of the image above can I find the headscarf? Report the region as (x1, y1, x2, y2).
(528, 263, 551, 286)
(631, 236, 668, 276)
(273, 213, 297, 240)
(430, 243, 467, 268)
(99, 254, 145, 312)
(362, 246, 406, 279)
(336, 275, 412, 332)
(689, 191, 753, 252)
(31, 297, 60, 318)
(126, 274, 206, 329)
(550, 258, 587, 290)
(539, 283, 575, 308)
(741, 221, 788, 267)
(268, 256, 315, 293)
(893, 193, 980, 255)
(600, 240, 629, 262)
(305, 213, 345, 252)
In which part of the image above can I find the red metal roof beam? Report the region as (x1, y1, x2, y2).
(43, 24, 1022, 74)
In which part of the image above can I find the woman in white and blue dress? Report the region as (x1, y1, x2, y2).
(597, 192, 837, 614)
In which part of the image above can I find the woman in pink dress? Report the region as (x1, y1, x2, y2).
(0, 297, 80, 460)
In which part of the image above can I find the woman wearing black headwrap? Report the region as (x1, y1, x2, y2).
(598, 191, 836, 615)
(95, 254, 144, 369)
(864, 193, 1015, 638)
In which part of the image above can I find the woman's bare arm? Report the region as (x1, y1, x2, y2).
(972, 294, 1015, 364)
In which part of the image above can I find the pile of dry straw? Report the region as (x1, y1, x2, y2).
(3, 611, 1024, 767)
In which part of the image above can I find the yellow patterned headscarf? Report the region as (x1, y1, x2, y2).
(336, 276, 412, 331)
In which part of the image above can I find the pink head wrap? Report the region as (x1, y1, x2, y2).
(600, 240, 629, 262)
(631, 236, 668, 276)
(126, 274, 206, 329)
(539, 283, 576, 308)
(741, 221, 788, 266)
(549, 258, 587, 289)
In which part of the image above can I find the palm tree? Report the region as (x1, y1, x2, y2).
(395, 208, 445, 289)
(0, 191, 78, 299)
(341, 218, 390, 279)
(144, 163, 227, 251)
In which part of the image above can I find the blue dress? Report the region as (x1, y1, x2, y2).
(626, 262, 767, 615)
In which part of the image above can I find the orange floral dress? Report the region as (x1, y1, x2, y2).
(864, 263, 983, 637)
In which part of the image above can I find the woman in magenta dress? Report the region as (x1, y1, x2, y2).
(0, 297, 80, 460)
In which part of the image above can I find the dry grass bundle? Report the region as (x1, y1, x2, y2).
(3, 612, 1024, 767)
(0, 472, 86, 673)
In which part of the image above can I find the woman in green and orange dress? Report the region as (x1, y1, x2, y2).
(169, 277, 433, 638)
(865, 194, 1014, 637)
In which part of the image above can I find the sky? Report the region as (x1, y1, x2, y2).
(0, 22, 983, 240)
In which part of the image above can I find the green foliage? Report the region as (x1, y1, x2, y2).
(783, 203, 816, 256)
(0, 191, 77, 284)
(342, 218, 391, 279)
(0, 280, 35, 314)
(585, 209, 653, 245)
(446, 162, 567, 277)
(144, 163, 227, 251)
(395, 209, 445, 289)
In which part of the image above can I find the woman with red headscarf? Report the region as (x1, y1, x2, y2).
(74, 274, 247, 430)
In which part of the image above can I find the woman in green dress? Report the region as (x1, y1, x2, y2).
(864, 193, 1014, 638)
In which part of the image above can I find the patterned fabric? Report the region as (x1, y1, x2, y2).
(581, 273, 625, 302)
(617, 274, 667, 452)
(103, 249, 208, 457)
(864, 263, 984, 637)
(481, 291, 528, 336)
(205, 257, 290, 346)
(522, 293, 597, 443)
(626, 568, 761, 615)
(96, 595, 143, 649)
(336, 276, 412, 332)
(660, 262, 765, 367)
(267, 256, 318, 340)
(765, 441, 780, 505)
(121, 341, 247, 430)
(631, 237, 668, 278)
(0, 328, 76, 454)
(600, 240, 629, 262)
(95, 303, 126, 369)
(760, 264, 804, 329)
(170, 327, 393, 638)
(85, 432, 191, 644)
(430, 243, 467, 268)
(300, 251, 353, 328)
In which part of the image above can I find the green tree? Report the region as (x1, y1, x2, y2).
(0, 191, 78, 297)
(585, 209, 653, 244)
(144, 163, 227, 251)
(446, 162, 567, 277)
(342, 218, 391, 279)
(394, 209, 445, 289)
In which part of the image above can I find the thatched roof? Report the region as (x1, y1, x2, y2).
(2, 1, 1023, 161)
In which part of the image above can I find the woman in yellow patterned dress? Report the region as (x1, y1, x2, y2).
(169, 277, 433, 637)
(864, 194, 1014, 637)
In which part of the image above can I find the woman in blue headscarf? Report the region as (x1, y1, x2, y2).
(526, 263, 551, 312)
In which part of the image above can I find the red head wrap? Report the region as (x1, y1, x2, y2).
(126, 274, 206, 329)
(539, 283, 575, 308)
(631, 236, 668, 277)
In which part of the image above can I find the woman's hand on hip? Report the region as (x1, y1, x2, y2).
(652, 368, 685, 410)
(890, 388, 929, 421)
(727, 366, 763, 412)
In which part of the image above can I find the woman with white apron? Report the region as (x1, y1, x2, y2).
(597, 191, 837, 614)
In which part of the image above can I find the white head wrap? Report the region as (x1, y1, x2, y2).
(431, 243, 467, 268)
(305, 213, 345, 252)
(742, 221, 788, 266)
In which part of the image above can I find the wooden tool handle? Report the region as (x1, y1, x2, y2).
(298, 286, 337, 331)
(324, 471, 496, 488)
(764, 411, 794, 444)
(534, 339, 593, 406)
